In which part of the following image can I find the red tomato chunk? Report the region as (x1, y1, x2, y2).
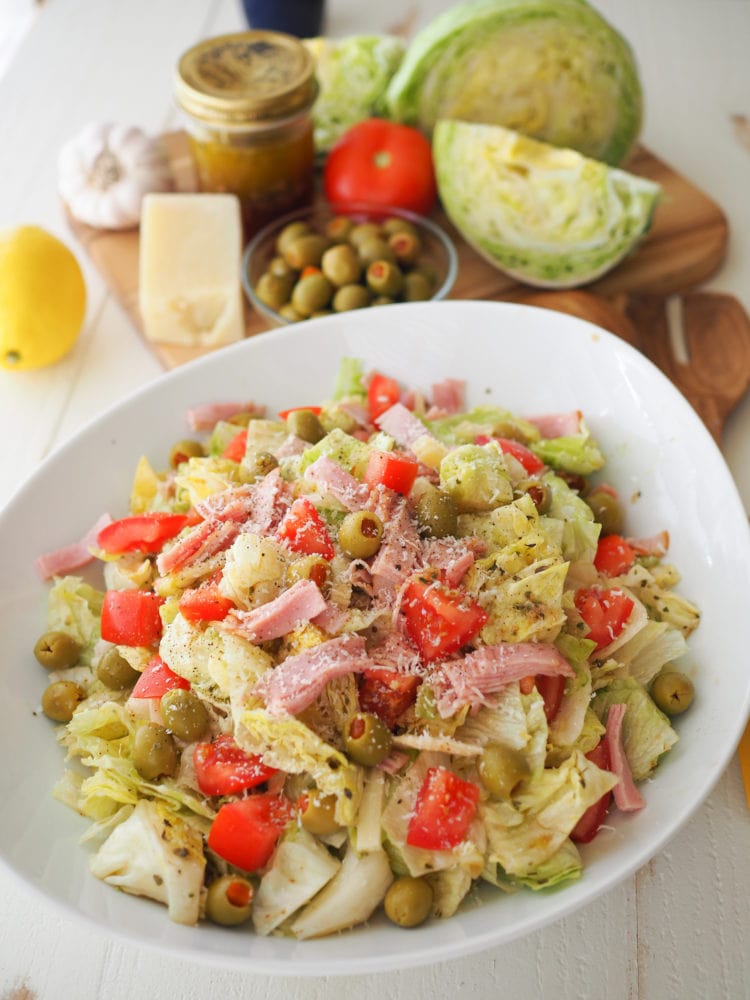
(97, 513, 189, 555)
(364, 450, 418, 496)
(594, 534, 637, 577)
(407, 767, 480, 851)
(570, 739, 612, 844)
(403, 575, 487, 663)
(358, 668, 420, 729)
(193, 735, 277, 797)
(208, 795, 294, 872)
(367, 373, 401, 422)
(131, 655, 189, 699)
(100, 590, 165, 646)
(574, 587, 634, 651)
(276, 497, 334, 560)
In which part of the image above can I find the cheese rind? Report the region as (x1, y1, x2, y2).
(139, 193, 245, 347)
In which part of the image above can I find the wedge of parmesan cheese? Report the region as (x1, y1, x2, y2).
(139, 193, 244, 347)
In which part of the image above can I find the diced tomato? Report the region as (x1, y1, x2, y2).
(100, 589, 165, 646)
(536, 673, 567, 723)
(358, 668, 420, 729)
(178, 573, 234, 624)
(406, 766, 480, 850)
(570, 739, 612, 844)
(193, 735, 277, 797)
(403, 575, 487, 663)
(277, 405, 322, 421)
(207, 794, 294, 872)
(574, 587, 635, 651)
(475, 435, 545, 475)
(367, 373, 401, 422)
(276, 497, 335, 560)
(131, 655, 190, 699)
(221, 428, 247, 463)
(364, 450, 418, 495)
(594, 534, 637, 577)
(97, 513, 189, 555)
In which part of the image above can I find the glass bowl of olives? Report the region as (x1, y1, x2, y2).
(242, 203, 458, 326)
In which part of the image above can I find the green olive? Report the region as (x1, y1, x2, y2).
(415, 487, 458, 539)
(381, 217, 418, 239)
(518, 479, 551, 514)
(41, 680, 84, 722)
(288, 555, 330, 589)
(343, 711, 392, 766)
(205, 874, 254, 926)
(338, 510, 384, 559)
(268, 255, 295, 278)
(479, 742, 530, 799)
(326, 215, 354, 243)
(321, 243, 361, 287)
(384, 876, 433, 928)
(161, 689, 210, 742)
(410, 264, 438, 291)
(286, 408, 325, 444)
(279, 303, 304, 322)
(34, 630, 81, 670)
(650, 671, 695, 716)
(254, 271, 294, 311)
(96, 647, 140, 690)
(169, 439, 204, 468)
(299, 790, 340, 835)
(276, 220, 310, 257)
(283, 233, 328, 270)
(370, 295, 395, 307)
(402, 271, 432, 302)
(245, 450, 278, 481)
(132, 722, 179, 780)
(332, 283, 370, 313)
(366, 260, 403, 298)
(586, 486, 625, 536)
(357, 236, 395, 268)
(388, 229, 421, 266)
(291, 273, 333, 317)
(348, 222, 382, 248)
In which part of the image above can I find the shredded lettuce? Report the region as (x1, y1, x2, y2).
(592, 677, 678, 780)
(46, 575, 104, 665)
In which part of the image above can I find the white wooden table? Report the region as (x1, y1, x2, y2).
(1, 2, 749, 997)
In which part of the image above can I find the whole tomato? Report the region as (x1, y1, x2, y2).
(323, 118, 437, 216)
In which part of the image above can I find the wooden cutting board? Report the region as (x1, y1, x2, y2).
(66, 130, 750, 440)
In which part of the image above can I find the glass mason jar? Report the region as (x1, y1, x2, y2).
(175, 31, 318, 236)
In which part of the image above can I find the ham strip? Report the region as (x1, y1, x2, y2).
(220, 579, 327, 643)
(274, 434, 309, 459)
(430, 378, 465, 415)
(253, 633, 371, 716)
(156, 518, 239, 575)
(369, 489, 422, 602)
(422, 537, 478, 587)
(526, 410, 582, 438)
(304, 455, 371, 511)
(186, 401, 265, 431)
(196, 485, 254, 523)
(338, 400, 372, 429)
(626, 531, 670, 558)
(433, 642, 575, 718)
(605, 703, 646, 812)
(35, 513, 113, 580)
(375, 402, 430, 447)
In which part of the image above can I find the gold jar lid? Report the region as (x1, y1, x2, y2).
(175, 31, 318, 126)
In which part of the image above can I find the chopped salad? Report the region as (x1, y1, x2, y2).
(33, 358, 700, 936)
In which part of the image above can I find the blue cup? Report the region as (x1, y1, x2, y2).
(242, 0, 326, 37)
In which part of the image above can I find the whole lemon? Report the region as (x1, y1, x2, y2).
(0, 225, 86, 371)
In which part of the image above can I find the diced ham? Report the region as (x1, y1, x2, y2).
(156, 518, 239, 575)
(626, 531, 670, 558)
(338, 400, 372, 429)
(241, 468, 292, 536)
(377, 750, 410, 774)
(253, 633, 371, 716)
(605, 703, 646, 812)
(220, 579, 327, 643)
(304, 455, 371, 511)
(433, 642, 575, 718)
(186, 401, 265, 432)
(430, 378, 465, 415)
(347, 558, 374, 596)
(422, 537, 477, 587)
(368, 630, 422, 675)
(35, 513, 113, 580)
(526, 410, 583, 438)
(196, 485, 255, 523)
(311, 601, 349, 634)
(274, 434, 309, 459)
(368, 489, 422, 602)
(375, 402, 430, 448)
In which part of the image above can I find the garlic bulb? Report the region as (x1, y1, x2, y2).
(58, 122, 173, 230)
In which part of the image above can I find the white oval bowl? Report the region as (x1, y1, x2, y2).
(1, 300, 748, 976)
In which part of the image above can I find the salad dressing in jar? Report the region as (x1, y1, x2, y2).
(175, 31, 318, 235)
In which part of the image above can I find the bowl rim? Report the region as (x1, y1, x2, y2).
(241, 202, 459, 325)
